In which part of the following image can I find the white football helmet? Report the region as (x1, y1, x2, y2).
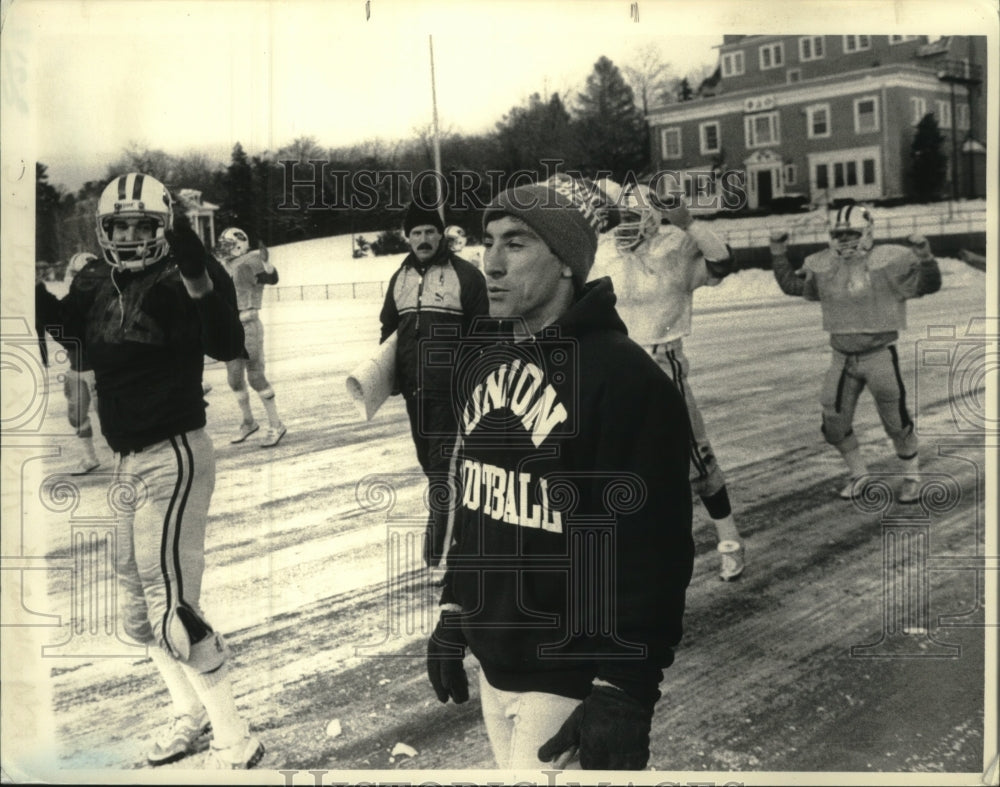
(216, 227, 250, 261)
(829, 204, 874, 260)
(613, 184, 662, 253)
(67, 252, 98, 278)
(96, 173, 173, 271)
(444, 225, 467, 252)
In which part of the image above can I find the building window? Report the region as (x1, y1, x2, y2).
(759, 42, 784, 70)
(854, 96, 879, 133)
(745, 111, 781, 148)
(661, 127, 682, 159)
(843, 35, 871, 53)
(816, 163, 829, 190)
(889, 35, 918, 44)
(787, 69, 802, 83)
(846, 161, 858, 186)
(807, 104, 831, 139)
(862, 158, 876, 185)
(799, 36, 825, 61)
(910, 96, 927, 125)
(936, 100, 952, 128)
(699, 121, 720, 154)
(784, 164, 797, 185)
(956, 104, 970, 130)
(809, 146, 882, 198)
(721, 51, 745, 77)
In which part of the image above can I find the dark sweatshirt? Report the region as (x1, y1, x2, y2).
(36, 253, 244, 454)
(440, 276, 695, 704)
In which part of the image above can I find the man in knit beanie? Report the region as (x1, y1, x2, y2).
(427, 175, 694, 771)
(482, 173, 619, 289)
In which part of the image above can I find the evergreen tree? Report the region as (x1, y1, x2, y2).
(573, 56, 648, 181)
(495, 92, 579, 178)
(221, 142, 258, 238)
(35, 163, 63, 264)
(909, 113, 948, 202)
(677, 77, 693, 102)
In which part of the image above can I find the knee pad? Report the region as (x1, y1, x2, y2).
(164, 603, 215, 663)
(187, 631, 228, 675)
(821, 413, 851, 447)
(699, 485, 732, 519)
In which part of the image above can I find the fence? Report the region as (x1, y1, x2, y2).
(715, 209, 988, 251)
(262, 280, 386, 303)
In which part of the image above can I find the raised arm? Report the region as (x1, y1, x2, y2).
(662, 200, 736, 286)
(769, 230, 816, 299)
(255, 242, 279, 284)
(167, 214, 245, 362)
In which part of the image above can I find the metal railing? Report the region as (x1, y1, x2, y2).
(262, 280, 387, 303)
(714, 209, 987, 252)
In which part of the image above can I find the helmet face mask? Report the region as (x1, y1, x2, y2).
(829, 205, 874, 260)
(612, 185, 660, 253)
(444, 225, 467, 252)
(216, 227, 250, 261)
(96, 173, 173, 271)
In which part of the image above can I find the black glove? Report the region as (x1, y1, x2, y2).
(426, 613, 469, 704)
(165, 211, 207, 279)
(537, 685, 655, 770)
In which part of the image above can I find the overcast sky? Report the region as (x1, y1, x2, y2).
(3, 0, 995, 193)
(7, 0, 720, 191)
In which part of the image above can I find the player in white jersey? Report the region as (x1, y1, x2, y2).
(591, 183, 746, 582)
(215, 227, 286, 447)
(770, 204, 941, 503)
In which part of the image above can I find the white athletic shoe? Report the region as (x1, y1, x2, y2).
(717, 540, 745, 582)
(261, 423, 287, 448)
(898, 478, 921, 505)
(205, 734, 265, 770)
(230, 421, 259, 444)
(146, 710, 212, 766)
(70, 458, 100, 476)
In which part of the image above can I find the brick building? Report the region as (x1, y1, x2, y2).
(646, 35, 987, 210)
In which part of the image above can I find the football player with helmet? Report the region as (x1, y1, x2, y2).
(770, 203, 942, 503)
(591, 182, 747, 582)
(36, 173, 265, 769)
(445, 224, 481, 267)
(214, 226, 286, 447)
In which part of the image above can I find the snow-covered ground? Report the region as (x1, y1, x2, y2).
(6, 197, 991, 780)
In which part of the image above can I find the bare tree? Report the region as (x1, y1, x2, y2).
(622, 43, 676, 115)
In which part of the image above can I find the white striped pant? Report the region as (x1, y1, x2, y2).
(650, 340, 727, 499)
(113, 428, 217, 653)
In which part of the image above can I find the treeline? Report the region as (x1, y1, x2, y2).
(37, 53, 712, 264)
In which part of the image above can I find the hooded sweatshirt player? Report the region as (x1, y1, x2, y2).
(439, 276, 695, 702)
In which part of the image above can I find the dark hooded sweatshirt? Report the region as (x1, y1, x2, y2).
(35, 252, 244, 454)
(440, 276, 695, 703)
